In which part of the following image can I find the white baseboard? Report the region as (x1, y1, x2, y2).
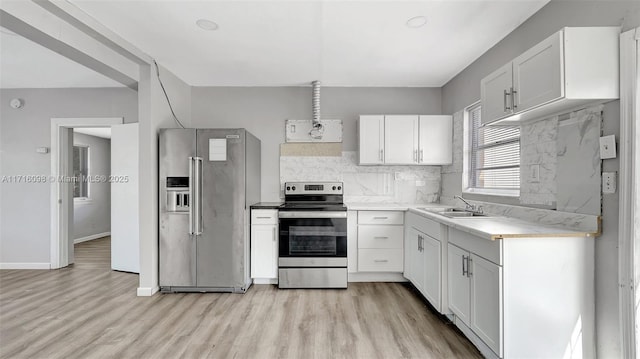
(74, 232, 111, 244)
(348, 272, 408, 282)
(0, 263, 51, 270)
(137, 286, 159, 297)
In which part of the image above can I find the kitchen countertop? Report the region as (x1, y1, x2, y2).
(346, 202, 598, 240)
(407, 207, 599, 241)
(346, 203, 445, 211)
(250, 202, 283, 209)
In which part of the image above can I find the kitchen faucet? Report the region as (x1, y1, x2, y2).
(454, 195, 483, 214)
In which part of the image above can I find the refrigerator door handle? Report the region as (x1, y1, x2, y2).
(194, 157, 204, 235)
(188, 156, 194, 235)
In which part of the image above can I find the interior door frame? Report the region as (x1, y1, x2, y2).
(50, 117, 123, 269)
(618, 27, 639, 358)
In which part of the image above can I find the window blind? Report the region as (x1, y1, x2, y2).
(468, 105, 520, 190)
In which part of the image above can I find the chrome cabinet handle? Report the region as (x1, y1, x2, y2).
(273, 227, 276, 241)
(420, 149, 424, 163)
(467, 256, 473, 277)
(374, 236, 388, 239)
(374, 259, 389, 263)
(504, 89, 512, 111)
(512, 87, 518, 109)
(373, 216, 388, 220)
(379, 149, 383, 161)
(462, 255, 468, 276)
(414, 149, 418, 162)
(256, 216, 272, 219)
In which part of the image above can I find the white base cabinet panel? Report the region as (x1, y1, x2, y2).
(404, 212, 445, 313)
(447, 227, 594, 359)
(250, 209, 278, 283)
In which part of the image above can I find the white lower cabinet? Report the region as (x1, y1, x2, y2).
(449, 242, 502, 356)
(404, 213, 443, 312)
(357, 211, 404, 273)
(250, 209, 278, 284)
(470, 254, 502, 355)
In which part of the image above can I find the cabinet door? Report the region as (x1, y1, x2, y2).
(250, 224, 278, 279)
(418, 115, 452, 165)
(447, 244, 470, 325)
(480, 62, 514, 125)
(404, 227, 424, 290)
(421, 234, 441, 311)
(470, 254, 503, 357)
(359, 115, 384, 164)
(384, 115, 418, 164)
(403, 227, 418, 283)
(513, 30, 564, 113)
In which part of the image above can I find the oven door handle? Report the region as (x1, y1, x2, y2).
(278, 211, 347, 219)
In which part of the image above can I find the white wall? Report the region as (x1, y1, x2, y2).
(72, 132, 111, 241)
(191, 86, 442, 202)
(440, 1, 640, 356)
(0, 88, 137, 266)
(137, 63, 192, 295)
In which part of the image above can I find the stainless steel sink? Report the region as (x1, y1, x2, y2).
(438, 211, 489, 218)
(417, 207, 490, 218)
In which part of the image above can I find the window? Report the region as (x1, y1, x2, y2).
(73, 146, 89, 198)
(466, 103, 520, 194)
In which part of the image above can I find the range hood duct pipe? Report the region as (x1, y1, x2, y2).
(312, 80, 321, 125)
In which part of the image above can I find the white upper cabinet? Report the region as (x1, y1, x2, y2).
(418, 115, 453, 164)
(512, 30, 564, 113)
(480, 63, 514, 125)
(384, 115, 418, 164)
(481, 26, 619, 126)
(358, 115, 385, 165)
(359, 115, 452, 165)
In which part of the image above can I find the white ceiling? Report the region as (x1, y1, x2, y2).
(74, 127, 112, 139)
(69, 0, 550, 87)
(0, 27, 124, 89)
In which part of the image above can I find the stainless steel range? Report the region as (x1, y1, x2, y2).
(278, 182, 347, 289)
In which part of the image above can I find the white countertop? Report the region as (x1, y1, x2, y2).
(346, 202, 599, 240)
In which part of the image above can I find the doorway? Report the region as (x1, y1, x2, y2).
(50, 118, 122, 270)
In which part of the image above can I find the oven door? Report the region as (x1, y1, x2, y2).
(278, 211, 347, 258)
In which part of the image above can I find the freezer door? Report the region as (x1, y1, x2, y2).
(159, 129, 197, 287)
(196, 129, 247, 288)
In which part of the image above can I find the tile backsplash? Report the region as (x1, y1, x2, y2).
(280, 151, 441, 203)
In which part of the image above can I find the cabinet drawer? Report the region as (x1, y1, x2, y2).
(251, 209, 278, 225)
(449, 228, 502, 265)
(358, 211, 404, 225)
(358, 225, 403, 249)
(412, 216, 441, 239)
(358, 249, 403, 272)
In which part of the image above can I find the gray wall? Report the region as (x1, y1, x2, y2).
(191, 86, 442, 202)
(0, 87, 137, 265)
(72, 133, 111, 241)
(440, 1, 640, 357)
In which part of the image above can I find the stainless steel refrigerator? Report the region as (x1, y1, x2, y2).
(159, 128, 261, 293)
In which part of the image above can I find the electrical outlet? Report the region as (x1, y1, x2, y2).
(603, 172, 617, 194)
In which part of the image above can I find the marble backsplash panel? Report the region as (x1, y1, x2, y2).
(556, 106, 602, 215)
(280, 151, 441, 203)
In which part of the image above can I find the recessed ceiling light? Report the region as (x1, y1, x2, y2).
(406, 16, 428, 28)
(196, 19, 219, 31)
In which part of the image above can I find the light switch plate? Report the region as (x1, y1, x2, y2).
(603, 171, 617, 194)
(530, 164, 540, 183)
(599, 135, 616, 159)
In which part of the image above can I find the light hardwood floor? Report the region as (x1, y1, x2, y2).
(0, 238, 482, 359)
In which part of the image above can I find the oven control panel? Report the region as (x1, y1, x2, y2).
(284, 182, 343, 195)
